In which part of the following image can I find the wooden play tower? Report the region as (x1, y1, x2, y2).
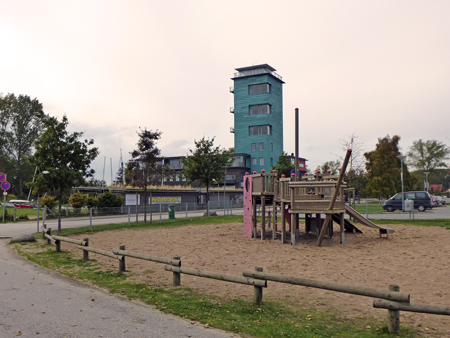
(243, 108, 394, 246)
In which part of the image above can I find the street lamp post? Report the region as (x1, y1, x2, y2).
(397, 155, 406, 212)
(424, 171, 430, 192)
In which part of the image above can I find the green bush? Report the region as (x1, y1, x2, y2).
(40, 196, 58, 210)
(86, 196, 99, 208)
(69, 192, 87, 209)
(98, 191, 123, 208)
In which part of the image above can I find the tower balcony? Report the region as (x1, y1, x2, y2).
(230, 107, 234, 113)
(230, 86, 234, 93)
(233, 68, 282, 81)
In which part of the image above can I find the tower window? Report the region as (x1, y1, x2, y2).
(252, 158, 257, 166)
(259, 158, 264, 166)
(249, 125, 271, 136)
(249, 104, 270, 115)
(259, 142, 264, 151)
(251, 143, 256, 151)
(249, 83, 270, 94)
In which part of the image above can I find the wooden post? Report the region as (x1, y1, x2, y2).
(272, 202, 277, 240)
(46, 228, 51, 245)
(340, 212, 345, 244)
(55, 239, 61, 252)
(291, 211, 296, 245)
(42, 224, 46, 239)
(173, 256, 181, 286)
(280, 202, 285, 243)
(388, 284, 400, 333)
(261, 196, 266, 240)
(252, 196, 257, 238)
(119, 245, 126, 272)
(83, 238, 89, 260)
(254, 266, 264, 305)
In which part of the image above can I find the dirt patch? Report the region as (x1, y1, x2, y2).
(64, 222, 450, 336)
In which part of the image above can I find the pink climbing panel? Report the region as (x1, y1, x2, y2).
(243, 174, 253, 237)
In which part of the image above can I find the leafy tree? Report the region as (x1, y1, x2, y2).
(0, 93, 46, 195)
(29, 115, 99, 234)
(126, 128, 162, 222)
(364, 135, 402, 199)
(271, 151, 294, 178)
(98, 191, 123, 208)
(315, 160, 341, 175)
(69, 192, 87, 210)
(407, 139, 450, 173)
(182, 137, 232, 216)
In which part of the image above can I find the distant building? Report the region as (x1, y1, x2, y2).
(230, 64, 284, 176)
(125, 64, 306, 190)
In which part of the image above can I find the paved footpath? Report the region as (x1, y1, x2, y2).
(0, 239, 238, 338)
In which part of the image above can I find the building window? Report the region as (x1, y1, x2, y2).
(270, 158, 273, 166)
(259, 158, 264, 166)
(259, 142, 264, 151)
(252, 158, 257, 166)
(251, 143, 256, 151)
(249, 83, 270, 94)
(270, 143, 273, 151)
(249, 104, 270, 115)
(249, 125, 271, 136)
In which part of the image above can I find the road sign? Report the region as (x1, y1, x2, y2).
(1, 181, 10, 191)
(0, 173, 5, 182)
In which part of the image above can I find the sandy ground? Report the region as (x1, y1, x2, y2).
(65, 222, 450, 337)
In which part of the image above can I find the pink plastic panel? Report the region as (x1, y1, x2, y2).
(243, 175, 253, 237)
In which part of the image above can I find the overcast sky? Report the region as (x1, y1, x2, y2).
(1, 1, 449, 184)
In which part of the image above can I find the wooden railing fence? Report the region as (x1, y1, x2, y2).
(39, 224, 449, 334)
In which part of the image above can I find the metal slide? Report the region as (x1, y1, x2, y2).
(344, 204, 395, 235)
(331, 213, 362, 233)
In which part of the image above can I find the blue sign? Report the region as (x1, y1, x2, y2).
(1, 181, 10, 191)
(290, 169, 301, 177)
(0, 173, 5, 182)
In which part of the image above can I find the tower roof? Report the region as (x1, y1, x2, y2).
(235, 64, 276, 72)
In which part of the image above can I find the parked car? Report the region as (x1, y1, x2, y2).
(436, 196, 445, 205)
(382, 191, 432, 212)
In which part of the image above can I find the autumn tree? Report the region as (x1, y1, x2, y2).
(29, 115, 98, 234)
(126, 128, 162, 222)
(407, 139, 450, 172)
(182, 137, 232, 216)
(0, 93, 47, 196)
(364, 135, 402, 199)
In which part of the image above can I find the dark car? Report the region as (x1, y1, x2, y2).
(382, 191, 432, 212)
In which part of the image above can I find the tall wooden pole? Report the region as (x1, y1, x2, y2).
(295, 108, 299, 181)
(317, 149, 352, 246)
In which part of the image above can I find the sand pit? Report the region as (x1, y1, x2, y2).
(66, 222, 450, 336)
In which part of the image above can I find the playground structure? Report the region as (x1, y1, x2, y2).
(243, 109, 395, 247)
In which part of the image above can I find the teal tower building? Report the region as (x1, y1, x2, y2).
(231, 64, 284, 173)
